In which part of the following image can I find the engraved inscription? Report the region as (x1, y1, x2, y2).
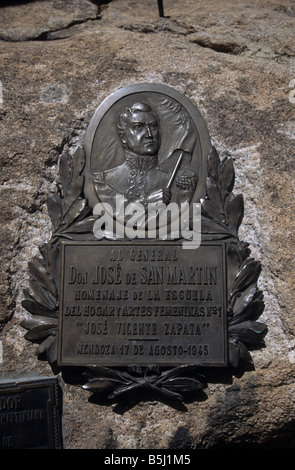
(0, 395, 45, 425)
(58, 242, 227, 367)
(0, 378, 63, 449)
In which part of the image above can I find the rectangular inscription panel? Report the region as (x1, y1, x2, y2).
(0, 376, 63, 449)
(58, 241, 227, 367)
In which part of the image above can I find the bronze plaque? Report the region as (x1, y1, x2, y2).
(58, 241, 227, 367)
(0, 376, 63, 449)
(21, 83, 267, 402)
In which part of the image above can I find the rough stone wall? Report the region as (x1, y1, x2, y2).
(0, 0, 294, 449)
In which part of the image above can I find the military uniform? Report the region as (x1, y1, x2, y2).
(93, 150, 197, 209)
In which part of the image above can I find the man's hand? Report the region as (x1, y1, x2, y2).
(147, 188, 172, 205)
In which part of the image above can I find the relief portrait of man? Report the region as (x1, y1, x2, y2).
(83, 84, 212, 225)
(90, 100, 199, 211)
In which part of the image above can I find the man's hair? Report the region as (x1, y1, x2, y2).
(117, 102, 157, 134)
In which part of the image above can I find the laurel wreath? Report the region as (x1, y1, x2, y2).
(21, 144, 267, 401)
(201, 147, 267, 368)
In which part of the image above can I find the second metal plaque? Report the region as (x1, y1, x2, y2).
(0, 376, 63, 449)
(58, 241, 227, 367)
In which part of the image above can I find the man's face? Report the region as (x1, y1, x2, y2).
(121, 110, 160, 156)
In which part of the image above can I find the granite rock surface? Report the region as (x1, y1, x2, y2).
(0, 0, 294, 449)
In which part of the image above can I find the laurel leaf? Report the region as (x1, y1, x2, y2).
(159, 364, 205, 381)
(47, 335, 58, 364)
(60, 146, 85, 186)
(228, 339, 240, 368)
(226, 193, 244, 233)
(21, 299, 57, 318)
(22, 314, 58, 326)
(61, 215, 97, 234)
(62, 198, 87, 228)
(229, 300, 265, 325)
(86, 366, 130, 381)
(83, 378, 127, 393)
(232, 284, 257, 316)
(229, 339, 253, 367)
(24, 326, 57, 341)
(73, 205, 93, 223)
(73, 146, 86, 173)
(219, 157, 235, 199)
(201, 216, 232, 238)
(47, 192, 62, 230)
(28, 257, 57, 297)
(108, 383, 141, 399)
(206, 178, 224, 213)
(61, 147, 85, 214)
(231, 259, 261, 296)
(21, 315, 58, 331)
(28, 279, 57, 310)
(230, 290, 265, 325)
(64, 176, 83, 212)
(207, 146, 220, 181)
(202, 199, 225, 224)
(226, 242, 244, 292)
(237, 340, 254, 365)
(22, 314, 58, 341)
(161, 377, 204, 392)
(35, 334, 56, 360)
(59, 152, 72, 197)
(156, 387, 184, 401)
(228, 320, 267, 344)
(244, 292, 265, 318)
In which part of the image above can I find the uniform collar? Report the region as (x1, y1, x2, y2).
(125, 150, 158, 171)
